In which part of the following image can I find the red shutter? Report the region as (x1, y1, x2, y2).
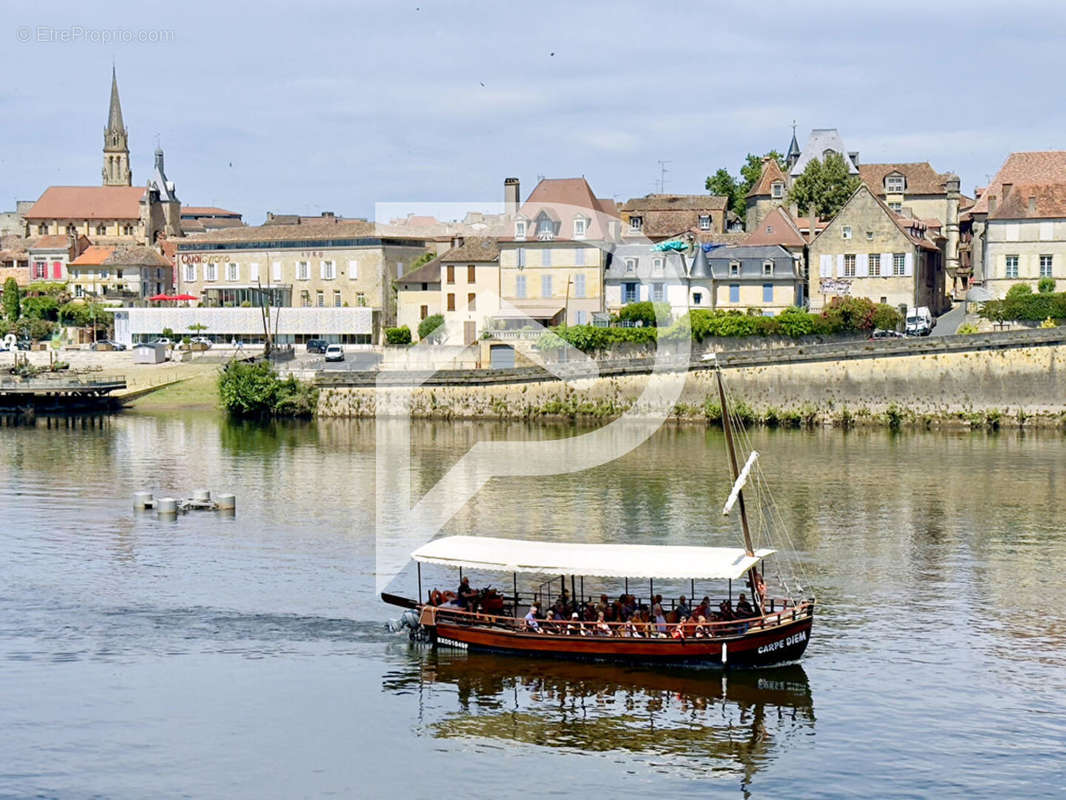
(53, 261, 62, 279)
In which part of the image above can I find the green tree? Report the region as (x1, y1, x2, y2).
(21, 295, 60, 321)
(705, 168, 740, 215)
(407, 251, 435, 272)
(417, 313, 445, 343)
(217, 360, 317, 419)
(788, 152, 861, 220)
(385, 325, 412, 345)
(705, 151, 784, 218)
(2, 277, 20, 321)
(1038, 276, 1056, 294)
(739, 151, 784, 198)
(616, 301, 671, 327)
(188, 322, 208, 334)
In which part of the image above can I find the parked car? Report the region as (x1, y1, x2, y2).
(904, 307, 934, 337)
(869, 329, 905, 339)
(90, 339, 127, 351)
(191, 336, 212, 349)
(324, 344, 345, 362)
(307, 339, 329, 354)
(152, 337, 174, 346)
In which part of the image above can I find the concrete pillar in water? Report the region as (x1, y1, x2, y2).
(156, 497, 178, 516)
(133, 491, 153, 510)
(216, 493, 236, 512)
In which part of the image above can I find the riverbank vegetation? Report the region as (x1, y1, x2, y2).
(536, 299, 902, 355)
(217, 361, 317, 419)
(979, 282, 1066, 324)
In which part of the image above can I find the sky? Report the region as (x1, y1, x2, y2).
(3, 0, 1065, 225)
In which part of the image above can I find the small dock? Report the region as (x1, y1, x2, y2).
(0, 375, 128, 413)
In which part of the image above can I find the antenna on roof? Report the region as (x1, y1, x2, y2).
(656, 160, 671, 194)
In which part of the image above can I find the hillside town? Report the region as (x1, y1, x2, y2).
(3, 69, 1064, 366)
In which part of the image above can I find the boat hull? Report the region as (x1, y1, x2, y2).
(431, 613, 813, 669)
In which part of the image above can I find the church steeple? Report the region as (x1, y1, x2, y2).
(102, 66, 132, 186)
(785, 120, 801, 172)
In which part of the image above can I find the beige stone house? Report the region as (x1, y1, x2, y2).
(27, 234, 90, 282)
(808, 184, 946, 313)
(395, 256, 442, 337)
(498, 178, 619, 328)
(174, 217, 428, 338)
(68, 245, 172, 299)
(745, 158, 789, 231)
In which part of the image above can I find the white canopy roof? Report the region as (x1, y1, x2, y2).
(411, 536, 774, 581)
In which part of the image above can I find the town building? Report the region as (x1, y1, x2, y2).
(787, 128, 859, 178)
(498, 177, 619, 328)
(27, 234, 90, 282)
(68, 244, 172, 300)
(180, 207, 244, 234)
(395, 256, 442, 338)
(963, 151, 1066, 298)
(619, 194, 731, 241)
(808, 184, 946, 314)
(437, 238, 501, 344)
(705, 245, 803, 313)
(745, 157, 789, 232)
(174, 215, 429, 341)
(102, 67, 132, 187)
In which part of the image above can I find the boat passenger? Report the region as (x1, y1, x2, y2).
(671, 616, 688, 639)
(693, 596, 711, 621)
(542, 609, 558, 634)
(457, 577, 478, 610)
(693, 615, 708, 638)
(595, 611, 611, 637)
(735, 593, 754, 619)
(653, 595, 667, 635)
(718, 599, 734, 621)
(567, 612, 587, 636)
(677, 595, 691, 618)
(524, 604, 541, 633)
(623, 618, 642, 638)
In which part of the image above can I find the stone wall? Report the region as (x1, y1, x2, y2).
(316, 340, 1066, 425)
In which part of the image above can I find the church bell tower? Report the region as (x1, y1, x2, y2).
(102, 67, 132, 186)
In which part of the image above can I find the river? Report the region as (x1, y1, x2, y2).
(1, 412, 1064, 798)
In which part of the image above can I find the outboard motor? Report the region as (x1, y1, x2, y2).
(386, 609, 427, 641)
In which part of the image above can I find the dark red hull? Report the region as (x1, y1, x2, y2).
(430, 610, 813, 668)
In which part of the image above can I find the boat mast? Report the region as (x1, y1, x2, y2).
(716, 366, 755, 558)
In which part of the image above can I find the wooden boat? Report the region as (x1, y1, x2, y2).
(383, 365, 814, 668)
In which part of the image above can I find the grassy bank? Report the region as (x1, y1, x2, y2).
(126, 371, 220, 412)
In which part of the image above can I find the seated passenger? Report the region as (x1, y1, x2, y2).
(524, 604, 541, 633)
(623, 618, 642, 638)
(719, 599, 734, 621)
(457, 577, 478, 610)
(693, 596, 711, 621)
(735, 592, 754, 619)
(542, 609, 558, 633)
(567, 612, 587, 636)
(693, 615, 708, 638)
(677, 595, 691, 619)
(595, 611, 611, 636)
(671, 616, 688, 639)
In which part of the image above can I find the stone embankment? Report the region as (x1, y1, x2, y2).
(313, 328, 1066, 429)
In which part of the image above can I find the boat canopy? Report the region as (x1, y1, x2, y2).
(411, 536, 774, 581)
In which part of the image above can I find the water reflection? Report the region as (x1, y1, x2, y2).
(383, 649, 814, 787)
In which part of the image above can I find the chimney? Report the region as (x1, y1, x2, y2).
(504, 177, 520, 219)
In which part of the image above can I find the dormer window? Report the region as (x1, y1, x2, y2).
(763, 261, 774, 276)
(625, 257, 637, 274)
(698, 215, 711, 230)
(729, 261, 740, 276)
(629, 215, 643, 231)
(536, 212, 555, 240)
(885, 174, 905, 193)
(842, 225, 852, 240)
(515, 220, 527, 240)
(573, 217, 587, 239)
(771, 181, 784, 199)
(652, 257, 664, 275)
(823, 149, 836, 160)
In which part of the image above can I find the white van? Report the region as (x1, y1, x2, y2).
(905, 306, 934, 336)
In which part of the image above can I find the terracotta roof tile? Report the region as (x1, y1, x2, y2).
(743, 206, 806, 247)
(517, 178, 619, 241)
(395, 257, 441, 285)
(70, 245, 115, 266)
(25, 186, 144, 220)
(104, 246, 171, 267)
(971, 151, 1066, 215)
(441, 238, 500, 262)
(180, 206, 241, 217)
(990, 183, 1066, 220)
(28, 235, 75, 249)
(859, 162, 951, 196)
(621, 194, 729, 212)
(177, 218, 385, 246)
(746, 159, 788, 198)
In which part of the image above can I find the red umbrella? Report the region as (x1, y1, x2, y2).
(148, 293, 174, 302)
(173, 293, 198, 301)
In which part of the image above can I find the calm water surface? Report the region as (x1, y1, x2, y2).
(1, 413, 1064, 798)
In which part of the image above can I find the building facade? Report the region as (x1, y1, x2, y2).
(174, 218, 428, 340)
(808, 185, 946, 313)
(619, 194, 730, 241)
(27, 234, 90, 282)
(67, 245, 172, 299)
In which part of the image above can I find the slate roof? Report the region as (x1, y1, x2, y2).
(971, 151, 1066, 215)
(705, 245, 798, 280)
(859, 163, 951, 196)
(25, 186, 145, 220)
(790, 128, 858, 177)
(746, 159, 788, 198)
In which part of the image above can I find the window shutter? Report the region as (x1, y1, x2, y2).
(836, 254, 845, 277)
(856, 253, 869, 277)
(272, 261, 281, 282)
(904, 252, 914, 277)
(819, 254, 832, 277)
(347, 260, 358, 279)
(320, 261, 327, 279)
(250, 263, 260, 282)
